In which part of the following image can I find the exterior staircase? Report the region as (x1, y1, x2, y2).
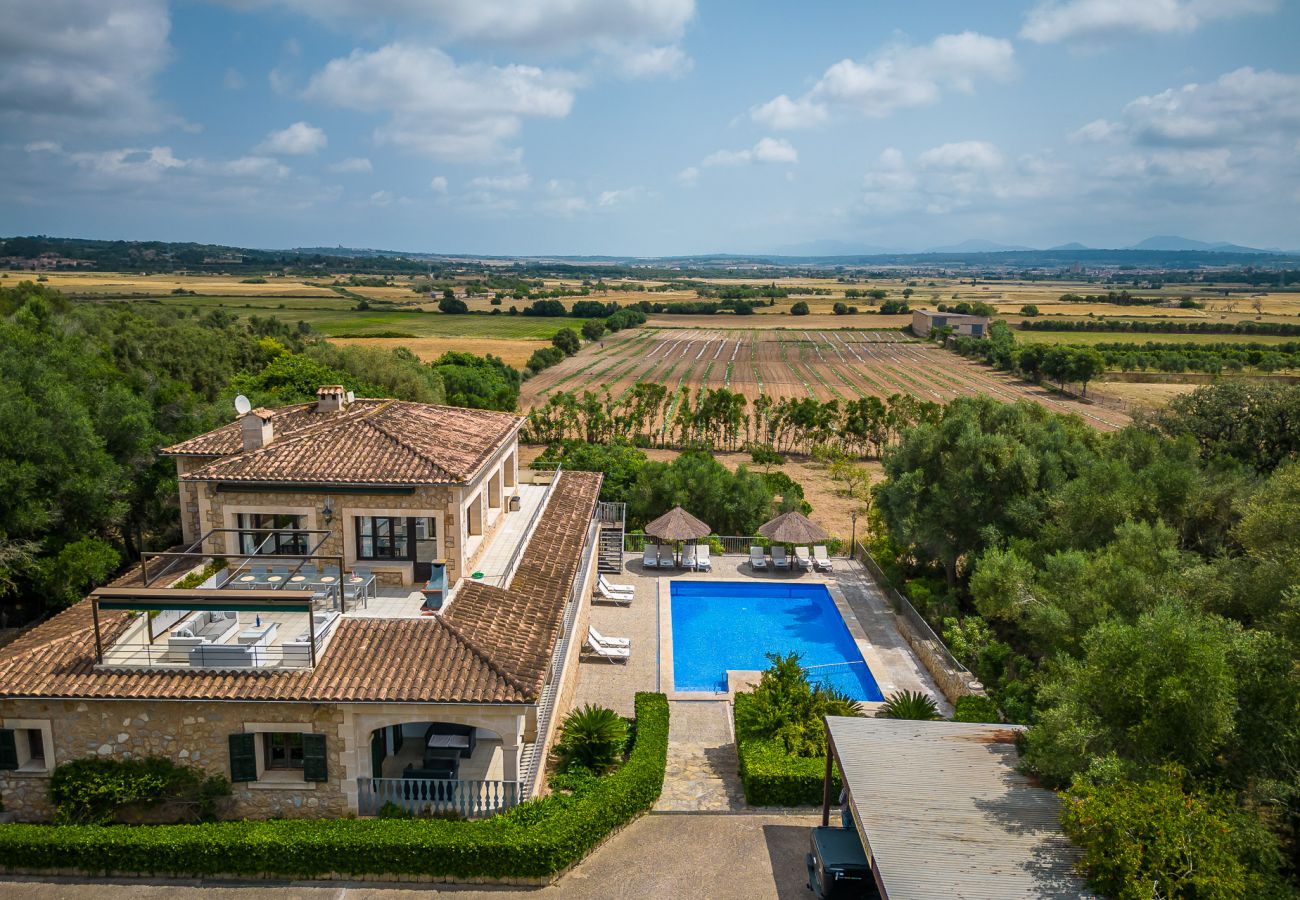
(595, 501, 626, 574)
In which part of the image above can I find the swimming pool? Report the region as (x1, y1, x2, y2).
(669, 581, 884, 701)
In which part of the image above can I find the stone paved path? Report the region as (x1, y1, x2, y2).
(655, 700, 747, 812)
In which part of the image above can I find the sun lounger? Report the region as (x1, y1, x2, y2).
(696, 544, 712, 572)
(681, 544, 698, 570)
(595, 581, 633, 604)
(588, 625, 630, 648)
(658, 545, 675, 568)
(583, 638, 630, 662)
(750, 546, 767, 570)
(772, 546, 791, 570)
(599, 574, 635, 594)
(813, 545, 833, 571)
(642, 544, 658, 568)
(795, 546, 813, 571)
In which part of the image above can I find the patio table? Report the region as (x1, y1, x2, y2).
(289, 575, 307, 584)
(266, 575, 283, 583)
(427, 734, 470, 750)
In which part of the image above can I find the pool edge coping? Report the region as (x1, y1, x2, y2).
(659, 575, 887, 706)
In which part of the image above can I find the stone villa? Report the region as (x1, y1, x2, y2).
(0, 387, 607, 821)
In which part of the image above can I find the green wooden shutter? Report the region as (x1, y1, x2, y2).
(302, 733, 328, 782)
(0, 729, 17, 770)
(228, 733, 257, 782)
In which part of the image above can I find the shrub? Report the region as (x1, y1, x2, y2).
(1060, 765, 1287, 900)
(734, 653, 862, 758)
(735, 729, 840, 806)
(554, 704, 628, 775)
(48, 757, 230, 825)
(580, 319, 606, 342)
(438, 296, 468, 314)
(552, 327, 581, 356)
(0, 694, 669, 880)
(876, 690, 941, 720)
(952, 695, 1000, 723)
(1020, 304, 1039, 316)
(790, 301, 810, 316)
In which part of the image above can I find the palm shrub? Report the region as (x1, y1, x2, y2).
(555, 704, 629, 774)
(876, 690, 941, 721)
(734, 653, 864, 757)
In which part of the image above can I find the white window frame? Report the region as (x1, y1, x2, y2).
(4, 718, 54, 775)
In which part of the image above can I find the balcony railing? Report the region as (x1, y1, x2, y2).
(357, 777, 519, 818)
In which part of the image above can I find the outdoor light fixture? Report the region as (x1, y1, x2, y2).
(322, 499, 334, 525)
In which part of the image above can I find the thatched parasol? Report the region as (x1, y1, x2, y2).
(644, 506, 711, 542)
(758, 510, 827, 545)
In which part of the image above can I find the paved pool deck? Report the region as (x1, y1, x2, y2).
(573, 553, 948, 813)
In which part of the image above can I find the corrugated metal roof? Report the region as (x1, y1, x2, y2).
(827, 716, 1096, 900)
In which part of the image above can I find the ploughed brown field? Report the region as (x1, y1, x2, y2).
(520, 326, 1131, 431)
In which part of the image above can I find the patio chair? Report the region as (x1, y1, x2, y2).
(588, 625, 630, 648)
(681, 543, 698, 571)
(772, 546, 791, 570)
(658, 545, 675, 568)
(795, 546, 813, 571)
(750, 546, 767, 570)
(250, 564, 270, 577)
(595, 580, 633, 605)
(696, 544, 712, 572)
(599, 573, 635, 595)
(813, 545, 833, 571)
(642, 544, 658, 568)
(582, 638, 630, 662)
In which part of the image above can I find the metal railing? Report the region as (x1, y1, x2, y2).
(519, 516, 598, 799)
(853, 541, 971, 677)
(99, 611, 341, 671)
(357, 777, 519, 818)
(483, 465, 562, 588)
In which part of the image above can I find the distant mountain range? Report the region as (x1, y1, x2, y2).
(768, 235, 1292, 255)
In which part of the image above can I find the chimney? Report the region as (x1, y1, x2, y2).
(241, 408, 274, 451)
(316, 384, 348, 413)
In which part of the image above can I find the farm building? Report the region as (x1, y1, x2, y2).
(912, 309, 989, 338)
(821, 716, 1096, 898)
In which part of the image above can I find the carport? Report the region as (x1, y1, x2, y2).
(820, 716, 1097, 899)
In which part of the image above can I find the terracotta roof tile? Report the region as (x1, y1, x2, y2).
(0, 472, 602, 705)
(163, 399, 522, 486)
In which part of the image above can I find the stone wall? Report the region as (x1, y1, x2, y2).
(0, 698, 348, 822)
(197, 484, 460, 585)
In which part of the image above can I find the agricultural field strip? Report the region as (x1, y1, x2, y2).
(751, 331, 764, 397)
(775, 336, 818, 398)
(660, 354, 700, 435)
(535, 329, 657, 397)
(830, 334, 903, 397)
(797, 332, 846, 400)
(815, 333, 875, 399)
(891, 343, 1127, 430)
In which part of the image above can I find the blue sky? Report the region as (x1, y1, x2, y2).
(3, 0, 1298, 255)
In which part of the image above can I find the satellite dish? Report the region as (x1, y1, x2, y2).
(346, 391, 355, 403)
(234, 394, 252, 416)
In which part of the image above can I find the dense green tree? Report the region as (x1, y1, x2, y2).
(627, 451, 776, 535)
(552, 327, 581, 356)
(432, 351, 520, 411)
(580, 319, 606, 341)
(437, 296, 468, 314)
(875, 397, 1099, 586)
(1154, 383, 1300, 473)
(789, 301, 810, 315)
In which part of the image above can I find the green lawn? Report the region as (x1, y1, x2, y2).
(104, 295, 590, 340)
(1017, 329, 1300, 346)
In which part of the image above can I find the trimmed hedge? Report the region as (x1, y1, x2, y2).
(734, 694, 839, 806)
(0, 692, 668, 880)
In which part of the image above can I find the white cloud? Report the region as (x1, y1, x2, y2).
(677, 165, 700, 186)
(327, 156, 372, 173)
(597, 186, 643, 207)
(537, 179, 589, 216)
(610, 44, 692, 79)
(702, 137, 798, 167)
(469, 173, 532, 191)
(27, 142, 291, 186)
(1021, 0, 1276, 43)
(1071, 118, 1120, 142)
(918, 141, 1003, 171)
(0, 0, 172, 133)
(222, 0, 695, 53)
(1116, 67, 1300, 147)
(257, 121, 327, 155)
(429, 175, 449, 192)
(304, 44, 578, 162)
(753, 32, 1013, 127)
(861, 142, 1061, 216)
(749, 95, 828, 130)
(223, 68, 245, 90)
(203, 155, 291, 179)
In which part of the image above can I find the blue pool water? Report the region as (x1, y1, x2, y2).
(669, 581, 884, 700)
